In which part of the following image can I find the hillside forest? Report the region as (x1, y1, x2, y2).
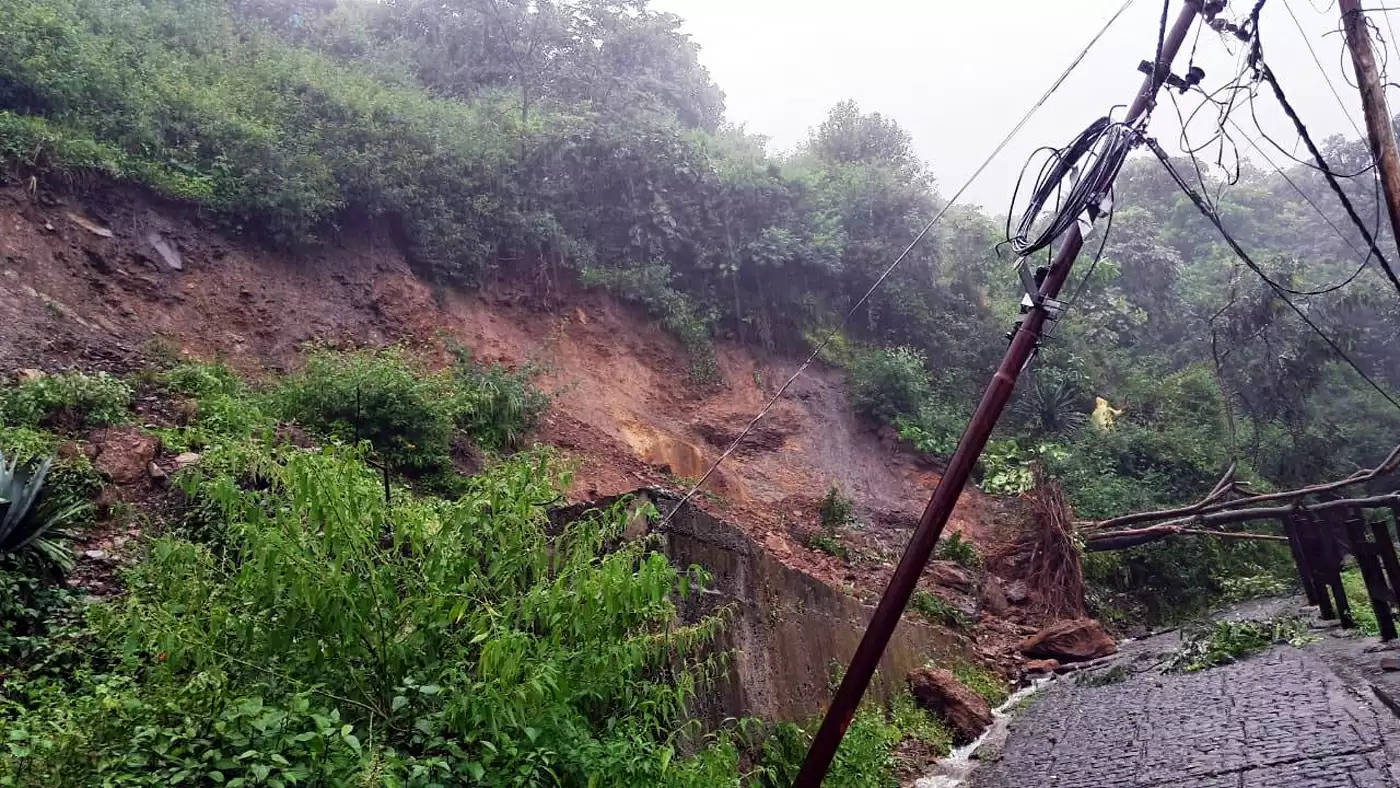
(1, 0, 1399, 784)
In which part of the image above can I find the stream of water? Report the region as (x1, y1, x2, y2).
(911, 677, 1052, 788)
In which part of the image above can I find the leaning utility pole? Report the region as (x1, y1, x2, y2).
(1340, 0, 1400, 260)
(792, 2, 1205, 784)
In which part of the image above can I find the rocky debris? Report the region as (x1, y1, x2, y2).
(57, 440, 96, 461)
(929, 560, 976, 592)
(979, 575, 1011, 617)
(1024, 658, 1060, 673)
(1004, 579, 1030, 605)
(148, 461, 168, 484)
(146, 231, 183, 271)
(1381, 656, 1400, 672)
(90, 426, 160, 485)
(66, 211, 114, 238)
(173, 451, 201, 469)
(82, 549, 112, 563)
(907, 667, 994, 744)
(1020, 618, 1117, 663)
(15, 367, 45, 383)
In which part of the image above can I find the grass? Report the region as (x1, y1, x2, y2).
(934, 531, 982, 570)
(911, 591, 971, 631)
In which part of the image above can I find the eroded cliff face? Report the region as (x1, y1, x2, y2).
(0, 180, 1008, 595)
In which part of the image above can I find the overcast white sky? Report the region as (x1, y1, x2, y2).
(649, 0, 1391, 211)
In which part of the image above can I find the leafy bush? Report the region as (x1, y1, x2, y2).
(935, 531, 982, 570)
(1341, 567, 1380, 637)
(1165, 615, 1314, 672)
(978, 440, 1035, 495)
(3, 448, 737, 785)
(581, 264, 719, 383)
(272, 347, 453, 472)
(447, 349, 550, 452)
(845, 346, 931, 423)
(0, 556, 84, 671)
(808, 531, 849, 561)
(0, 372, 131, 430)
(911, 590, 970, 630)
(819, 485, 856, 530)
(752, 708, 903, 788)
(272, 347, 547, 473)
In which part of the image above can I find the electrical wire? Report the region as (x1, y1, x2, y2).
(657, 0, 1144, 526)
(1247, 1, 1400, 297)
(1143, 134, 1400, 413)
(1004, 118, 1136, 258)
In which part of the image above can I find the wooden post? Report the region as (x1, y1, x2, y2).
(1344, 509, 1397, 640)
(1283, 513, 1318, 604)
(1300, 516, 1338, 620)
(1340, 0, 1400, 267)
(1377, 507, 1400, 602)
(1320, 510, 1356, 628)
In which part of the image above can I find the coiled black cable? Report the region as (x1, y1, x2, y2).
(1004, 117, 1139, 258)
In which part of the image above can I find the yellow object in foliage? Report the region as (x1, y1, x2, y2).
(1091, 397, 1123, 430)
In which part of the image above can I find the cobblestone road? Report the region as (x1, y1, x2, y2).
(970, 646, 1400, 788)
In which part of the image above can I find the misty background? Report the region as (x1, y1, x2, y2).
(652, 0, 1384, 212)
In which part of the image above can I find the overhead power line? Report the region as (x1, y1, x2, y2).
(658, 0, 1144, 526)
(1144, 135, 1400, 413)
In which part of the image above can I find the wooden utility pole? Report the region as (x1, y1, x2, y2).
(1340, 0, 1400, 259)
(790, 2, 1204, 784)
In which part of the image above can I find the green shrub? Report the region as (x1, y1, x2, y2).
(271, 347, 453, 472)
(581, 264, 719, 383)
(1341, 567, 1380, 637)
(807, 531, 848, 560)
(447, 350, 550, 451)
(845, 346, 931, 423)
(0, 451, 87, 570)
(911, 590, 970, 630)
(3, 448, 736, 785)
(752, 708, 901, 788)
(978, 440, 1034, 495)
(0, 372, 131, 430)
(273, 347, 549, 472)
(935, 531, 982, 570)
(819, 485, 856, 530)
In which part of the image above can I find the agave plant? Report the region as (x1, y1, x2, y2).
(0, 451, 83, 570)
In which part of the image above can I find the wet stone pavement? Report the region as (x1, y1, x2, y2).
(969, 643, 1400, 787)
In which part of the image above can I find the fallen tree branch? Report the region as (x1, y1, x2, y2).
(1084, 525, 1290, 552)
(1080, 442, 1400, 532)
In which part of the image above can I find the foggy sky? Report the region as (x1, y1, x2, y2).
(650, 0, 1385, 213)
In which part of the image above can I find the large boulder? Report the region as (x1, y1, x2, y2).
(907, 667, 993, 745)
(1019, 618, 1117, 663)
(90, 426, 160, 485)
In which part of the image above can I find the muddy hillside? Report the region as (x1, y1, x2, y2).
(0, 181, 1011, 593)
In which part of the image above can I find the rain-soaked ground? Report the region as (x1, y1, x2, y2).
(954, 598, 1400, 788)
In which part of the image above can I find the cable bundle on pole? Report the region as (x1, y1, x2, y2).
(1005, 118, 1138, 258)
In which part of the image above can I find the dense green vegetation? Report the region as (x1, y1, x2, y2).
(1165, 615, 1315, 672)
(0, 361, 983, 786)
(1, 0, 1396, 627)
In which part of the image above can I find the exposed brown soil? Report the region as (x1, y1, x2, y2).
(0, 178, 1021, 601)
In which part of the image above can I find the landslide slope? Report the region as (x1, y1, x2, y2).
(0, 181, 1004, 591)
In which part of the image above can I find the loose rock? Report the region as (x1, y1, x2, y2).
(1019, 618, 1117, 663)
(907, 666, 994, 745)
(90, 426, 161, 485)
(930, 560, 976, 592)
(1024, 658, 1060, 673)
(173, 451, 202, 468)
(15, 368, 46, 383)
